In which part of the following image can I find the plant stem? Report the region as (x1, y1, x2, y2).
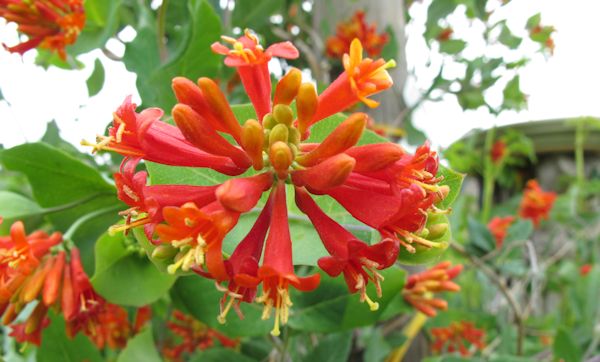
(480, 127, 496, 223)
(63, 205, 121, 241)
(575, 118, 586, 213)
(157, 0, 170, 62)
(386, 312, 428, 362)
(451, 242, 525, 355)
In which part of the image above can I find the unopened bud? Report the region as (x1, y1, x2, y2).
(262, 114, 276, 129)
(216, 173, 273, 213)
(269, 124, 289, 146)
(297, 82, 318, 136)
(269, 142, 293, 179)
(434, 185, 451, 203)
(273, 68, 302, 105)
(288, 127, 301, 145)
(428, 223, 449, 239)
(241, 119, 264, 170)
(297, 113, 367, 167)
(152, 245, 177, 259)
(346, 143, 404, 173)
(292, 154, 356, 191)
(197, 77, 242, 142)
(273, 104, 294, 126)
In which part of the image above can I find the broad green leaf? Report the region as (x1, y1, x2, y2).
(439, 39, 467, 55)
(91, 232, 176, 306)
(0, 143, 119, 231)
(38, 312, 103, 362)
(0, 191, 43, 219)
(504, 219, 533, 243)
(437, 165, 465, 209)
(69, 0, 123, 55)
(288, 266, 406, 332)
(502, 76, 527, 111)
(190, 348, 258, 362)
(232, 0, 283, 30)
(457, 88, 486, 110)
(499, 23, 522, 49)
(466, 217, 496, 255)
(171, 276, 272, 337)
(301, 331, 353, 362)
(86, 58, 105, 97)
(117, 327, 162, 362)
(526, 13, 541, 30)
(553, 327, 582, 362)
(426, 0, 456, 36)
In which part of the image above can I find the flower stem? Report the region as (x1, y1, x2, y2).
(575, 118, 586, 213)
(386, 312, 428, 362)
(157, 0, 170, 62)
(480, 127, 496, 223)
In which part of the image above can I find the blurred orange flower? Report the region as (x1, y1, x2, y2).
(518, 180, 556, 227)
(326, 10, 389, 59)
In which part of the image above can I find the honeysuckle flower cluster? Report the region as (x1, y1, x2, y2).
(487, 216, 515, 248)
(162, 310, 238, 362)
(430, 321, 486, 356)
(518, 179, 556, 227)
(0, 0, 85, 60)
(0, 219, 143, 348)
(326, 10, 389, 59)
(402, 261, 462, 317)
(84, 31, 450, 336)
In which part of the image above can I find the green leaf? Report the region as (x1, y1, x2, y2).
(502, 76, 527, 111)
(498, 22, 522, 49)
(288, 266, 406, 332)
(439, 39, 467, 55)
(91, 232, 176, 306)
(86, 58, 105, 97)
(232, 0, 283, 30)
(69, 0, 123, 55)
(171, 276, 272, 337)
(437, 165, 465, 209)
(426, 0, 457, 35)
(38, 312, 103, 362)
(526, 13, 541, 30)
(190, 347, 258, 362)
(504, 219, 533, 243)
(553, 327, 582, 362)
(117, 327, 162, 362)
(457, 88, 486, 110)
(0, 143, 119, 231)
(0, 191, 44, 219)
(466, 217, 495, 254)
(301, 331, 353, 362)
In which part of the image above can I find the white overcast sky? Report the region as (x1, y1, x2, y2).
(0, 0, 598, 150)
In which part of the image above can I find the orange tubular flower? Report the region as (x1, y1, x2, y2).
(487, 216, 515, 248)
(86, 31, 448, 330)
(255, 182, 320, 336)
(211, 29, 299, 120)
(0, 0, 85, 60)
(430, 321, 486, 356)
(402, 261, 462, 317)
(314, 38, 396, 122)
(163, 310, 238, 362)
(326, 10, 389, 59)
(518, 180, 556, 227)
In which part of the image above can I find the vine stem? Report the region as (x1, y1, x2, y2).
(386, 312, 428, 362)
(575, 118, 586, 213)
(157, 0, 170, 62)
(451, 242, 525, 355)
(480, 126, 496, 223)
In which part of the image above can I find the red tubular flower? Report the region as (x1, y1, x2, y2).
(0, 0, 85, 60)
(519, 180, 556, 227)
(487, 216, 515, 248)
(325, 10, 389, 59)
(491, 140, 507, 164)
(430, 321, 486, 356)
(112, 157, 221, 240)
(211, 29, 299, 120)
(314, 38, 396, 122)
(402, 261, 462, 317)
(217, 198, 272, 324)
(156, 202, 239, 280)
(0, 221, 61, 303)
(9, 303, 50, 346)
(295, 187, 397, 310)
(255, 182, 320, 336)
(580, 264, 593, 276)
(82, 96, 246, 176)
(163, 310, 239, 362)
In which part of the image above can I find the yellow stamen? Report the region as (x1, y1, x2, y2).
(217, 295, 237, 325)
(108, 217, 149, 235)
